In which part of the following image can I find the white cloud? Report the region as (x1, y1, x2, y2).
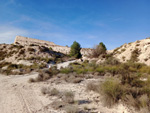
(0, 26, 28, 44)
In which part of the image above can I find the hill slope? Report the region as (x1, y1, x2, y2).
(112, 38, 150, 65)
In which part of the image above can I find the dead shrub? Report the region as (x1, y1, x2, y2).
(33, 71, 52, 82)
(64, 105, 79, 113)
(130, 48, 140, 62)
(27, 48, 35, 52)
(86, 82, 98, 92)
(62, 91, 75, 104)
(138, 94, 149, 108)
(28, 78, 35, 83)
(72, 78, 83, 83)
(49, 88, 60, 96)
(91, 42, 106, 58)
(51, 101, 66, 110)
(41, 87, 50, 95)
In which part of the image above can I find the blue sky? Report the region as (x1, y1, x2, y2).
(0, 0, 150, 50)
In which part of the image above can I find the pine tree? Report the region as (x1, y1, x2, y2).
(69, 41, 82, 58)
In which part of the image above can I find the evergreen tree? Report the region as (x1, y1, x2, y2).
(70, 41, 82, 58)
(99, 42, 107, 53)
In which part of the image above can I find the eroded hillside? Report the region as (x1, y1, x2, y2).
(112, 38, 150, 65)
(0, 43, 70, 75)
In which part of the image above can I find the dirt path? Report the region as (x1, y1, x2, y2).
(56, 60, 78, 69)
(0, 73, 51, 113)
(0, 70, 132, 113)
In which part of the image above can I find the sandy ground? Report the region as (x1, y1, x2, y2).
(0, 73, 52, 113)
(0, 71, 133, 113)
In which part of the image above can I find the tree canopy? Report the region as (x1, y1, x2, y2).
(69, 41, 82, 58)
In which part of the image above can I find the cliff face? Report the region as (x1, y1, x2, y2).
(14, 36, 92, 56)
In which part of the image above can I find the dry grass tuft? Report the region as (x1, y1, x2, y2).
(86, 82, 98, 92)
(41, 87, 50, 95)
(64, 105, 79, 113)
(62, 91, 75, 104)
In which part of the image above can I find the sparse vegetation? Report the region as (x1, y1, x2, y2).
(19, 49, 25, 55)
(58, 56, 150, 112)
(130, 48, 140, 62)
(41, 87, 60, 96)
(121, 48, 126, 52)
(39, 46, 50, 52)
(2, 37, 150, 112)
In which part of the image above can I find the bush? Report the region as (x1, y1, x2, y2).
(28, 78, 35, 83)
(27, 48, 35, 52)
(63, 91, 75, 103)
(41, 87, 60, 97)
(91, 42, 107, 58)
(41, 87, 49, 95)
(39, 46, 50, 52)
(30, 70, 52, 82)
(49, 47, 53, 51)
(60, 68, 73, 74)
(65, 105, 79, 113)
(49, 88, 60, 96)
(130, 48, 140, 62)
(104, 57, 120, 65)
(86, 82, 98, 92)
(69, 41, 82, 58)
(96, 78, 124, 107)
(19, 49, 25, 55)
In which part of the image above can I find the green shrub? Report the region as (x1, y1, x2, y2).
(104, 57, 120, 65)
(60, 68, 73, 74)
(49, 47, 53, 51)
(100, 78, 124, 107)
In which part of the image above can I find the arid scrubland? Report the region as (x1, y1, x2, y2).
(1, 36, 150, 113)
